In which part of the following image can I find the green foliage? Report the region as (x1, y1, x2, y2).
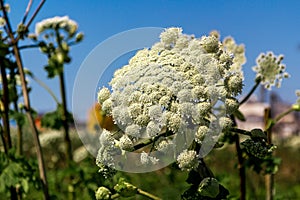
(41, 104, 73, 130)
(113, 178, 138, 197)
(0, 149, 40, 197)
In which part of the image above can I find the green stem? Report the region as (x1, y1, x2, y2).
(265, 107, 294, 132)
(137, 189, 162, 200)
(264, 107, 275, 200)
(59, 71, 73, 163)
(240, 79, 261, 105)
(234, 134, 246, 200)
(274, 108, 294, 124)
(55, 29, 73, 163)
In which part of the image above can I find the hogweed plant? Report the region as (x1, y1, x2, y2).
(95, 28, 299, 199)
(0, 1, 84, 199)
(32, 15, 83, 164)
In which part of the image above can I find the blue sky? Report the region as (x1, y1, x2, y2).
(8, 0, 300, 121)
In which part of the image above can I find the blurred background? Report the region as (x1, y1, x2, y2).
(3, 1, 300, 199)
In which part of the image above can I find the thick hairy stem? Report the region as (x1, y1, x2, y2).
(0, 1, 49, 198)
(14, 43, 49, 200)
(0, 63, 12, 150)
(264, 108, 274, 200)
(234, 134, 246, 200)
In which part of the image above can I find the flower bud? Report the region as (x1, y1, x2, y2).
(75, 32, 84, 42)
(95, 187, 111, 200)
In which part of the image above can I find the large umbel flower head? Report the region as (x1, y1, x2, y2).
(96, 28, 245, 172)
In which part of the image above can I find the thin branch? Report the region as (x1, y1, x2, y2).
(30, 73, 60, 104)
(230, 127, 251, 136)
(18, 44, 40, 50)
(55, 29, 73, 164)
(15, 0, 46, 43)
(265, 107, 294, 132)
(239, 79, 261, 105)
(25, 0, 46, 28)
(22, 0, 33, 24)
(274, 108, 294, 124)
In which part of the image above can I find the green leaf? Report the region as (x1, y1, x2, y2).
(41, 109, 63, 130)
(233, 109, 246, 121)
(198, 177, 219, 198)
(21, 178, 29, 193)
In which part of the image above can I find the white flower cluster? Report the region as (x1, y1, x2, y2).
(222, 36, 246, 74)
(97, 28, 245, 171)
(177, 150, 199, 171)
(252, 52, 289, 89)
(35, 16, 78, 37)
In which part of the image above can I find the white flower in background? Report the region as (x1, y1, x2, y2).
(252, 52, 289, 90)
(222, 37, 246, 74)
(35, 16, 78, 36)
(96, 28, 245, 170)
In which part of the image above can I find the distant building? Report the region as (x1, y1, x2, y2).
(236, 93, 299, 138)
